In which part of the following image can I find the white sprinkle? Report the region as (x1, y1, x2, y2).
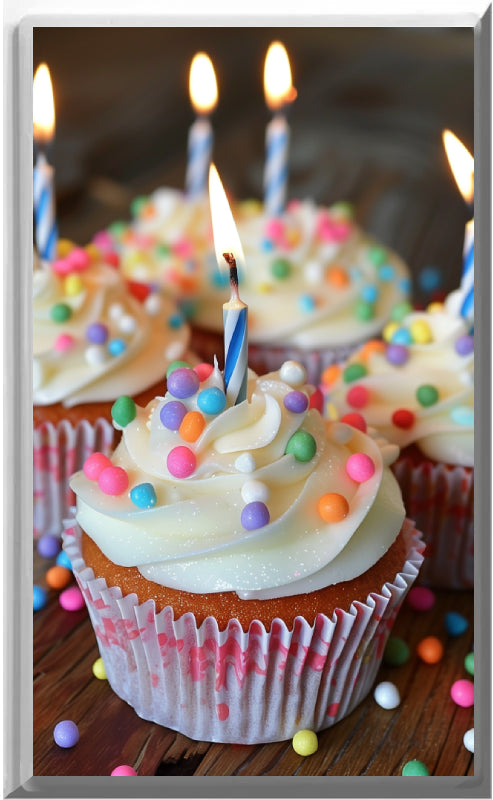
(331, 422, 354, 445)
(279, 360, 306, 387)
(165, 341, 186, 361)
(463, 728, 474, 753)
(241, 480, 270, 504)
(373, 681, 400, 710)
(145, 293, 162, 316)
(85, 345, 109, 366)
(304, 260, 324, 285)
(235, 453, 256, 473)
(109, 302, 124, 321)
(118, 314, 137, 334)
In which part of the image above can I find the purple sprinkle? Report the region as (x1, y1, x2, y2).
(241, 501, 270, 531)
(86, 322, 109, 345)
(284, 390, 309, 414)
(386, 343, 410, 366)
(53, 720, 79, 748)
(455, 335, 474, 356)
(160, 400, 187, 430)
(167, 367, 200, 400)
(37, 534, 61, 559)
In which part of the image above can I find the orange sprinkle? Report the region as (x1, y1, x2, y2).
(416, 636, 444, 664)
(326, 266, 349, 288)
(317, 493, 349, 522)
(45, 565, 72, 591)
(84, 243, 100, 261)
(321, 364, 342, 387)
(57, 239, 75, 258)
(360, 339, 386, 360)
(179, 411, 205, 443)
(142, 203, 156, 219)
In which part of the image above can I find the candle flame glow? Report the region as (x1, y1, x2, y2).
(189, 53, 218, 115)
(209, 164, 245, 271)
(442, 129, 474, 205)
(33, 63, 55, 144)
(264, 41, 297, 112)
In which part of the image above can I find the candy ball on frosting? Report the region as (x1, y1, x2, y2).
(111, 395, 137, 428)
(197, 387, 226, 415)
(241, 480, 270, 504)
(167, 367, 200, 399)
(346, 453, 375, 482)
(130, 483, 157, 509)
(241, 501, 270, 530)
(284, 391, 309, 414)
(83, 452, 112, 481)
(167, 446, 196, 478)
(160, 400, 187, 431)
(285, 430, 317, 462)
(318, 493, 349, 522)
(279, 361, 307, 387)
(98, 466, 129, 496)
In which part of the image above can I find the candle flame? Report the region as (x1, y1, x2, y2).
(209, 164, 245, 271)
(264, 41, 296, 112)
(189, 53, 218, 115)
(442, 129, 474, 205)
(33, 63, 55, 144)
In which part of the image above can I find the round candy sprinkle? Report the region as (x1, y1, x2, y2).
(346, 385, 369, 409)
(383, 637, 410, 667)
(54, 333, 76, 352)
(111, 395, 136, 428)
(321, 364, 341, 387)
(33, 585, 47, 612)
(391, 301, 413, 322)
(330, 422, 354, 444)
(340, 412, 367, 433)
(50, 302, 72, 323)
(298, 294, 315, 313)
(53, 720, 79, 748)
(450, 406, 474, 426)
(108, 338, 127, 356)
(59, 586, 85, 612)
(160, 400, 187, 430)
(373, 681, 400, 709)
(83, 452, 112, 481)
(368, 245, 387, 266)
(383, 321, 399, 342)
(445, 611, 469, 637)
(391, 327, 412, 346)
(86, 322, 109, 345)
(416, 636, 444, 664)
(450, 679, 474, 708)
(402, 759, 429, 776)
(292, 729, 318, 757)
(130, 483, 157, 509)
(464, 652, 474, 676)
(279, 361, 307, 387)
(111, 765, 138, 776)
(318, 493, 349, 522)
(144, 293, 162, 316)
(416, 384, 439, 407)
(56, 550, 72, 570)
(419, 266, 442, 292)
(308, 387, 324, 413)
(378, 263, 395, 281)
(410, 319, 432, 344)
(166, 359, 191, 378)
(406, 586, 435, 611)
(194, 362, 214, 382)
(455, 335, 474, 356)
(346, 452, 375, 483)
(392, 408, 415, 429)
(285, 430, 317, 462)
(241, 501, 270, 530)
(37, 534, 61, 559)
(463, 728, 474, 754)
(85, 344, 108, 366)
(235, 453, 256, 473)
(284, 390, 309, 414)
(197, 387, 226, 415)
(361, 284, 379, 303)
(270, 257, 291, 280)
(355, 300, 374, 321)
(118, 314, 136, 334)
(343, 363, 367, 383)
(46, 565, 72, 591)
(386, 343, 410, 366)
(68, 247, 90, 271)
(168, 367, 200, 399)
(167, 446, 196, 478)
(98, 466, 129, 496)
(241, 480, 270, 504)
(327, 266, 349, 288)
(109, 302, 124, 321)
(179, 411, 205, 443)
(92, 657, 107, 680)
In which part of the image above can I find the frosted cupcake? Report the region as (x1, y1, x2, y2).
(97, 191, 411, 383)
(323, 301, 473, 589)
(64, 359, 423, 743)
(33, 241, 192, 538)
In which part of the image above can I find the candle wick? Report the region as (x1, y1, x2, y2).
(223, 252, 239, 300)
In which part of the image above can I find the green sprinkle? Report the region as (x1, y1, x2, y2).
(368, 246, 387, 267)
(130, 195, 149, 218)
(285, 430, 317, 462)
(50, 303, 72, 323)
(343, 363, 367, 383)
(166, 360, 191, 378)
(402, 760, 429, 777)
(155, 243, 171, 258)
(111, 395, 136, 428)
(383, 637, 410, 667)
(416, 384, 439, 407)
(391, 301, 414, 322)
(107, 221, 127, 238)
(355, 300, 375, 321)
(331, 201, 354, 218)
(464, 652, 474, 676)
(270, 258, 291, 280)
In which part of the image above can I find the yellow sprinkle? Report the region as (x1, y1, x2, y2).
(287, 230, 302, 247)
(257, 283, 273, 294)
(57, 239, 75, 257)
(427, 301, 444, 314)
(84, 243, 100, 261)
(92, 657, 107, 680)
(383, 321, 399, 342)
(326, 402, 339, 421)
(64, 274, 83, 297)
(240, 199, 263, 215)
(292, 729, 318, 756)
(410, 319, 433, 344)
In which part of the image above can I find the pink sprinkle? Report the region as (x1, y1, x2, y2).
(59, 586, 85, 612)
(406, 586, 435, 612)
(167, 446, 196, 479)
(98, 466, 129, 495)
(92, 230, 114, 252)
(216, 703, 229, 721)
(264, 219, 285, 242)
(172, 238, 194, 259)
(450, 679, 474, 708)
(346, 452, 375, 483)
(132, 233, 154, 249)
(51, 258, 72, 276)
(67, 247, 90, 272)
(194, 363, 214, 381)
(287, 199, 301, 212)
(346, 385, 370, 409)
(54, 334, 76, 353)
(111, 765, 138, 777)
(83, 452, 112, 481)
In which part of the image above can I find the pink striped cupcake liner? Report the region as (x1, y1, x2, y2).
(62, 518, 424, 744)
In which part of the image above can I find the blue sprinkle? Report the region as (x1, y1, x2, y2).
(419, 266, 442, 292)
(298, 294, 315, 313)
(445, 611, 469, 637)
(56, 550, 72, 570)
(399, 277, 412, 294)
(261, 238, 274, 253)
(33, 585, 47, 612)
(197, 387, 227, 416)
(168, 314, 184, 329)
(450, 406, 474, 426)
(378, 264, 395, 282)
(361, 284, 379, 303)
(130, 483, 157, 509)
(391, 327, 413, 345)
(108, 338, 127, 356)
(178, 299, 198, 320)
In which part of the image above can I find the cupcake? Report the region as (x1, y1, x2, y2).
(33, 241, 192, 538)
(323, 301, 473, 589)
(64, 359, 423, 744)
(97, 190, 411, 383)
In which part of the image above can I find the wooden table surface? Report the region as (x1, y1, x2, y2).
(32, 26, 476, 780)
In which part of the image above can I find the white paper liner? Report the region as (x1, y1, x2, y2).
(393, 457, 473, 590)
(33, 418, 115, 538)
(62, 518, 423, 744)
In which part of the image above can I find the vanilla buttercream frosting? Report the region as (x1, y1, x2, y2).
(324, 304, 474, 467)
(33, 246, 190, 407)
(70, 359, 405, 600)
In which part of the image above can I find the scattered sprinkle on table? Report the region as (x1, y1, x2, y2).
(402, 759, 429, 776)
(292, 729, 318, 756)
(53, 720, 79, 748)
(373, 681, 400, 709)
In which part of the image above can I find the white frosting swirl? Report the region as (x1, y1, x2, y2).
(33, 254, 190, 407)
(70, 362, 405, 599)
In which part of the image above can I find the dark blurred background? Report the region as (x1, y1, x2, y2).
(33, 26, 474, 299)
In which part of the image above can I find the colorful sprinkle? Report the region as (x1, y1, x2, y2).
(85, 344, 108, 366)
(321, 364, 341, 387)
(130, 483, 157, 509)
(92, 657, 107, 680)
(241, 501, 270, 530)
(179, 411, 205, 443)
(383, 321, 400, 342)
(67, 247, 90, 271)
(455, 335, 474, 356)
(419, 266, 442, 292)
(383, 637, 410, 667)
(86, 322, 109, 345)
(285, 430, 317, 462)
(54, 333, 76, 352)
(292, 729, 318, 757)
(308, 387, 324, 413)
(464, 652, 474, 676)
(378, 263, 395, 281)
(37, 534, 61, 559)
(391, 301, 413, 322)
(194, 362, 214, 382)
(410, 319, 432, 344)
(317, 493, 349, 522)
(111, 765, 138, 777)
(234, 453, 256, 473)
(64, 274, 83, 296)
(59, 586, 85, 612)
(118, 314, 136, 334)
(33, 585, 47, 611)
(83, 452, 112, 480)
(416, 384, 439, 407)
(392, 408, 415, 429)
(368, 246, 387, 267)
(168, 367, 200, 399)
(284, 390, 309, 413)
(450, 406, 474, 426)
(391, 327, 412, 346)
(463, 728, 474, 754)
(53, 720, 79, 748)
(445, 611, 469, 637)
(402, 760, 429, 776)
(343, 363, 367, 383)
(346, 385, 369, 409)
(279, 361, 307, 387)
(373, 681, 400, 709)
(241, 480, 270, 504)
(450, 679, 474, 707)
(298, 294, 316, 313)
(108, 338, 127, 356)
(270, 258, 291, 280)
(98, 466, 129, 496)
(346, 452, 375, 482)
(50, 302, 72, 323)
(326, 266, 349, 288)
(355, 300, 375, 321)
(386, 343, 409, 366)
(167, 446, 196, 478)
(160, 400, 187, 430)
(416, 636, 444, 664)
(144, 293, 162, 316)
(361, 284, 379, 303)
(197, 387, 226, 415)
(406, 586, 435, 611)
(45, 565, 72, 590)
(340, 412, 367, 432)
(56, 550, 72, 570)
(111, 395, 137, 428)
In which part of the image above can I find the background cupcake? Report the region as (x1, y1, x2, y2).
(65, 359, 423, 743)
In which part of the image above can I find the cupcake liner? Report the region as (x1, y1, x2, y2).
(392, 457, 473, 590)
(33, 418, 114, 538)
(62, 518, 424, 744)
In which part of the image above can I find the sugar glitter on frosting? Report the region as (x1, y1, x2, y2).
(70, 361, 405, 600)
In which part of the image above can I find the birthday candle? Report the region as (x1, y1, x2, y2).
(186, 53, 218, 199)
(33, 64, 57, 261)
(263, 42, 296, 218)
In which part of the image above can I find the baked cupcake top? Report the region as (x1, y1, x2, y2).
(33, 243, 190, 408)
(323, 302, 474, 467)
(96, 189, 411, 349)
(70, 359, 405, 600)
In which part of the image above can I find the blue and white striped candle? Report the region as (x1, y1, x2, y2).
(263, 42, 296, 218)
(459, 218, 474, 324)
(33, 64, 57, 261)
(186, 53, 218, 199)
